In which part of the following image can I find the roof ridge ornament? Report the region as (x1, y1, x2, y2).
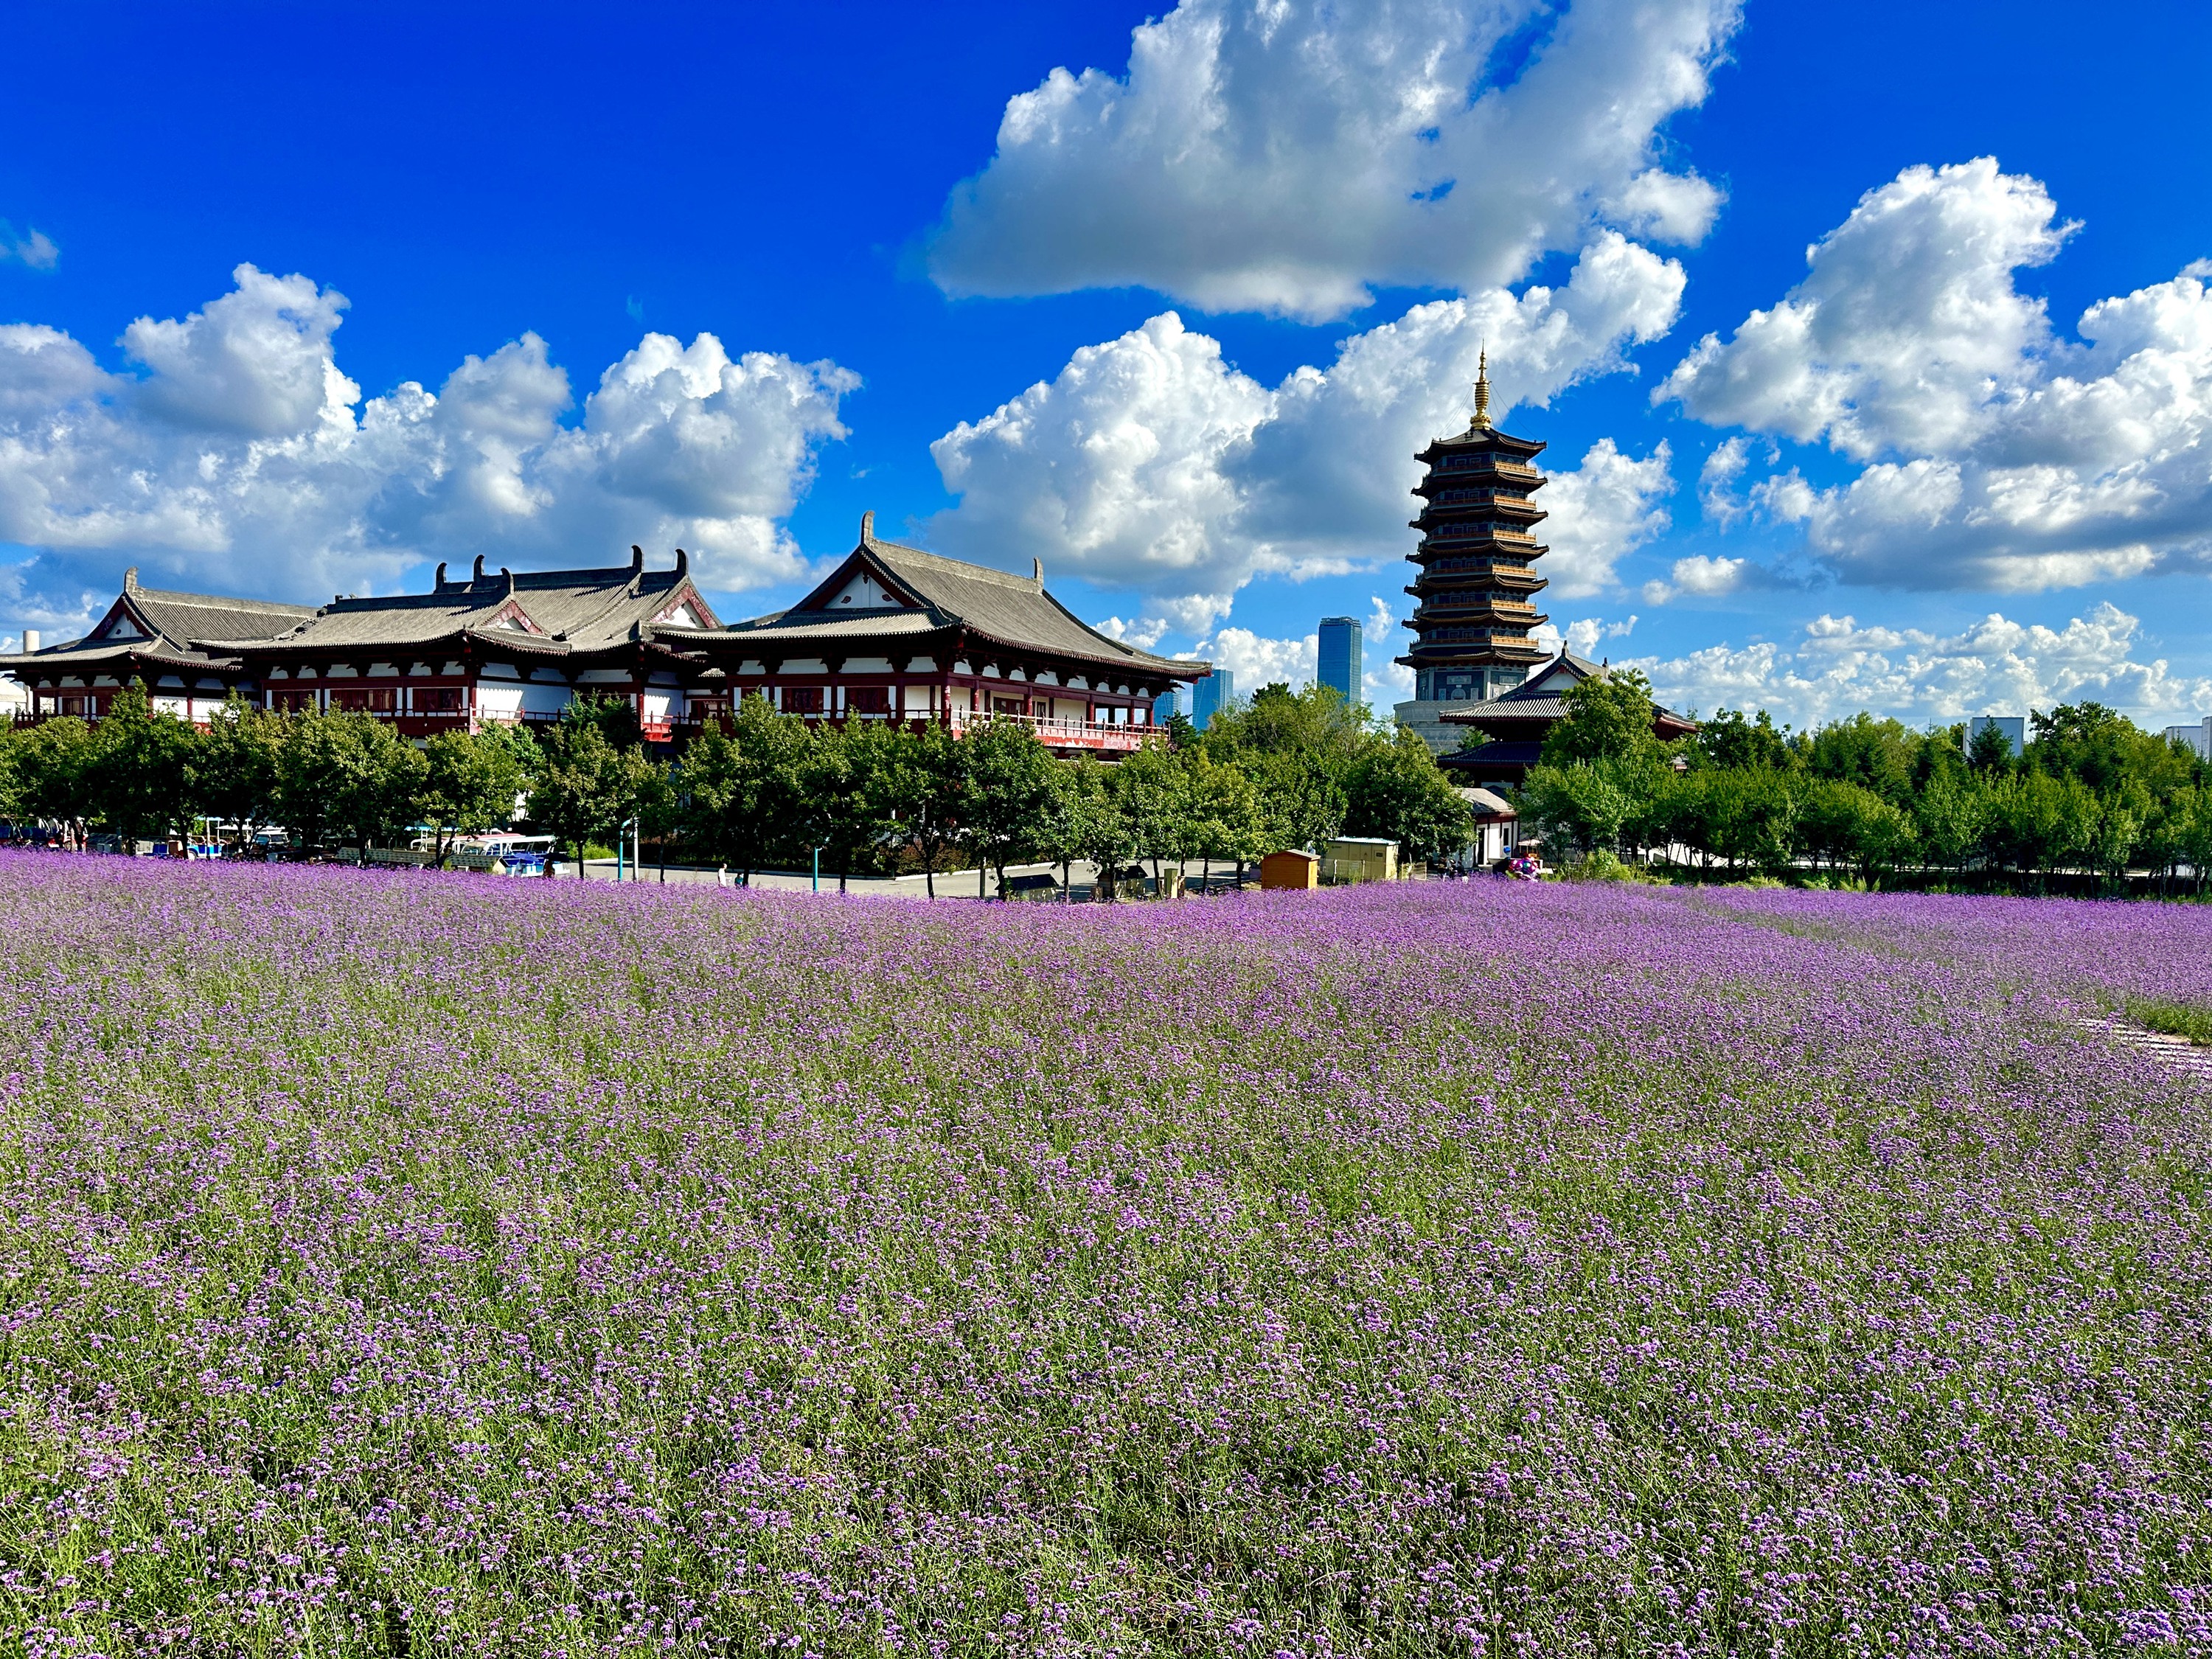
(473, 554, 487, 582)
(860, 509, 876, 545)
(434, 562, 448, 590)
(124, 566, 139, 592)
(1032, 557, 1043, 588)
(1470, 347, 1491, 432)
(674, 547, 688, 580)
(629, 544, 644, 575)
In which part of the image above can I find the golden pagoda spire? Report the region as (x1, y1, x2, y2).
(1471, 347, 1492, 431)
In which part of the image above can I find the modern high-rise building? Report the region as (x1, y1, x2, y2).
(1317, 616, 1361, 707)
(1193, 669, 1234, 728)
(1152, 685, 1183, 725)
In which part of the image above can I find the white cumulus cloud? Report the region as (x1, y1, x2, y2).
(929, 235, 1687, 627)
(1626, 601, 2212, 728)
(1640, 552, 1745, 605)
(927, 0, 1739, 321)
(1661, 158, 2212, 591)
(0, 265, 858, 614)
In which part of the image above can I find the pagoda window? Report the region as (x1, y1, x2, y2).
(848, 686, 892, 714)
(416, 686, 465, 713)
(784, 686, 824, 714)
(991, 695, 1024, 715)
(333, 687, 397, 713)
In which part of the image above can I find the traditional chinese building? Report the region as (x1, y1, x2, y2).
(1436, 649, 1699, 786)
(1, 568, 313, 722)
(207, 546, 718, 740)
(663, 515, 1206, 754)
(1393, 353, 1551, 755)
(1, 522, 1208, 755)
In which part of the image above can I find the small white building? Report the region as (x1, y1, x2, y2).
(2163, 717, 2211, 761)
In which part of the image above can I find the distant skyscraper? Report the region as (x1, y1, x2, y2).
(1318, 616, 1361, 707)
(1193, 669, 1234, 728)
(1152, 685, 1183, 725)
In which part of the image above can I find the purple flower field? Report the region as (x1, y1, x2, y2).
(2, 856, 2210, 1657)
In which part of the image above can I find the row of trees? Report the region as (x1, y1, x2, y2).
(1516, 674, 2212, 890)
(662, 682, 1475, 895)
(1, 689, 541, 858)
(0, 681, 1480, 895)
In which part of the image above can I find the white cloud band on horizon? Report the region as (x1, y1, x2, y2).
(1624, 601, 2212, 728)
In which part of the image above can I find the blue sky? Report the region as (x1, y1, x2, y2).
(4, 0, 2211, 728)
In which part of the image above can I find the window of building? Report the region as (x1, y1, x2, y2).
(416, 686, 465, 713)
(847, 686, 891, 714)
(783, 686, 823, 714)
(991, 695, 1024, 715)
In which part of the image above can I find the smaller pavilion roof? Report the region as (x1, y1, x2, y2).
(0, 568, 315, 678)
(1436, 650, 1697, 734)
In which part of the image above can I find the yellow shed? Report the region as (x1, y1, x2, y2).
(1259, 849, 1321, 891)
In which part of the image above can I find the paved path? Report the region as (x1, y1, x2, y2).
(554, 858, 1256, 900)
(2078, 1016, 2212, 1079)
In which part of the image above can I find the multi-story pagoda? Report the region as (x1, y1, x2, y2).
(1392, 353, 1551, 754)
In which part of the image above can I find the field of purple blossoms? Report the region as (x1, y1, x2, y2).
(3, 857, 2211, 1658)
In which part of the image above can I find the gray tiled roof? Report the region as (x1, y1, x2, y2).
(684, 525, 1206, 679)
(1436, 650, 1694, 730)
(209, 563, 706, 658)
(0, 580, 313, 674)
(127, 587, 317, 646)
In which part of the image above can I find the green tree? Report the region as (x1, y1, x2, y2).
(1201, 682, 1360, 851)
(418, 728, 530, 866)
(1342, 725, 1475, 866)
(1539, 669, 1663, 769)
(1913, 770, 1991, 877)
(1030, 757, 1095, 900)
(1966, 720, 2017, 774)
(863, 717, 969, 898)
(1707, 768, 1800, 874)
(529, 698, 664, 877)
(1522, 761, 1638, 860)
(4, 716, 99, 846)
(1984, 770, 2098, 889)
(87, 686, 200, 846)
(1113, 740, 1191, 894)
(1065, 756, 1136, 902)
(1181, 748, 1267, 891)
(196, 697, 285, 848)
(1803, 712, 1919, 804)
(1694, 708, 1795, 772)
(958, 717, 1060, 898)
(276, 708, 425, 860)
(809, 721, 897, 893)
(528, 705, 624, 877)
